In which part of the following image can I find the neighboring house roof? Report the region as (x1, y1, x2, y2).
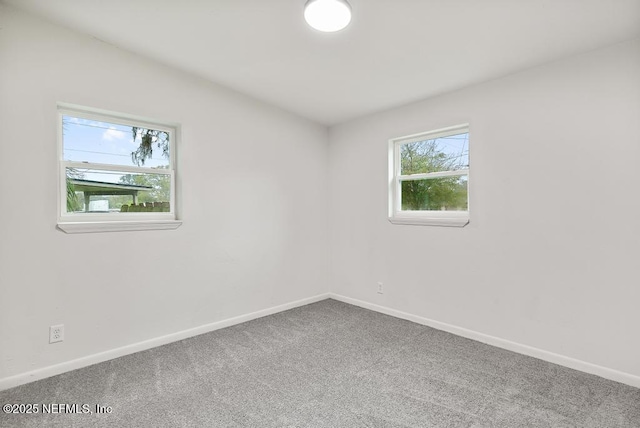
(69, 178, 152, 193)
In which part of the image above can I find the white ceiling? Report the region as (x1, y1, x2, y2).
(6, 0, 640, 125)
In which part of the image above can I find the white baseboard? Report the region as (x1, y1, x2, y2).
(4, 292, 638, 391)
(0, 293, 330, 391)
(329, 293, 640, 389)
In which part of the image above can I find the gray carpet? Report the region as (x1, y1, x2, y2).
(1, 299, 639, 428)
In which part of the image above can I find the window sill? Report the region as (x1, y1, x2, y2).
(57, 220, 182, 234)
(388, 214, 469, 227)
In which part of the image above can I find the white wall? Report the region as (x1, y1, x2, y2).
(0, 6, 329, 382)
(329, 39, 640, 378)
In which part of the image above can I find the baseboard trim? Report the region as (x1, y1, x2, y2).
(0, 293, 330, 391)
(4, 292, 638, 391)
(328, 293, 640, 389)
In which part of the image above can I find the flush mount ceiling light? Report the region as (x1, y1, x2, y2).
(304, 0, 352, 32)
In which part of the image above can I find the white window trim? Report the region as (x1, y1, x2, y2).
(388, 124, 470, 227)
(57, 220, 181, 234)
(57, 103, 182, 233)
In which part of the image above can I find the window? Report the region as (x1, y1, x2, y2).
(388, 124, 469, 227)
(57, 104, 181, 233)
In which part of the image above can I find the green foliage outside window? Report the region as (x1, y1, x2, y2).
(131, 127, 169, 167)
(400, 140, 468, 211)
(65, 167, 84, 212)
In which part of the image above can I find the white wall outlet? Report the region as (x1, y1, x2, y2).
(49, 324, 64, 343)
(377, 282, 384, 294)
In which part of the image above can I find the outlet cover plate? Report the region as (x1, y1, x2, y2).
(50, 324, 64, 343)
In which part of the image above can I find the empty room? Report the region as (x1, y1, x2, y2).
(1, 0, 639, 427)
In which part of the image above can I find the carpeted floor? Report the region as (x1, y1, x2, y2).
(1, 299, 639, 427)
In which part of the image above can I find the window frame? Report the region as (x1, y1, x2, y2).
(57, 103, 182, 233)
(388, 124, 470, 227)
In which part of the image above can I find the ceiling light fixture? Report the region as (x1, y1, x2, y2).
(304, 0, 352, 33)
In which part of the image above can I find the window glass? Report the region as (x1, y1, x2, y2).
(400, 132, 468, 175)
(62, 115, 170, 168)
(66, 167, 171, 213)
(400, 176, 468, 211)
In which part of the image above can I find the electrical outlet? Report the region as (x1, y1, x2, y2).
(49, 324, 64, 344)
(377, 282, 384, 294)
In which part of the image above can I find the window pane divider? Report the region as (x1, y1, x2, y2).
(398, 169, 468, 181)
(62, 161, 172, 175)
